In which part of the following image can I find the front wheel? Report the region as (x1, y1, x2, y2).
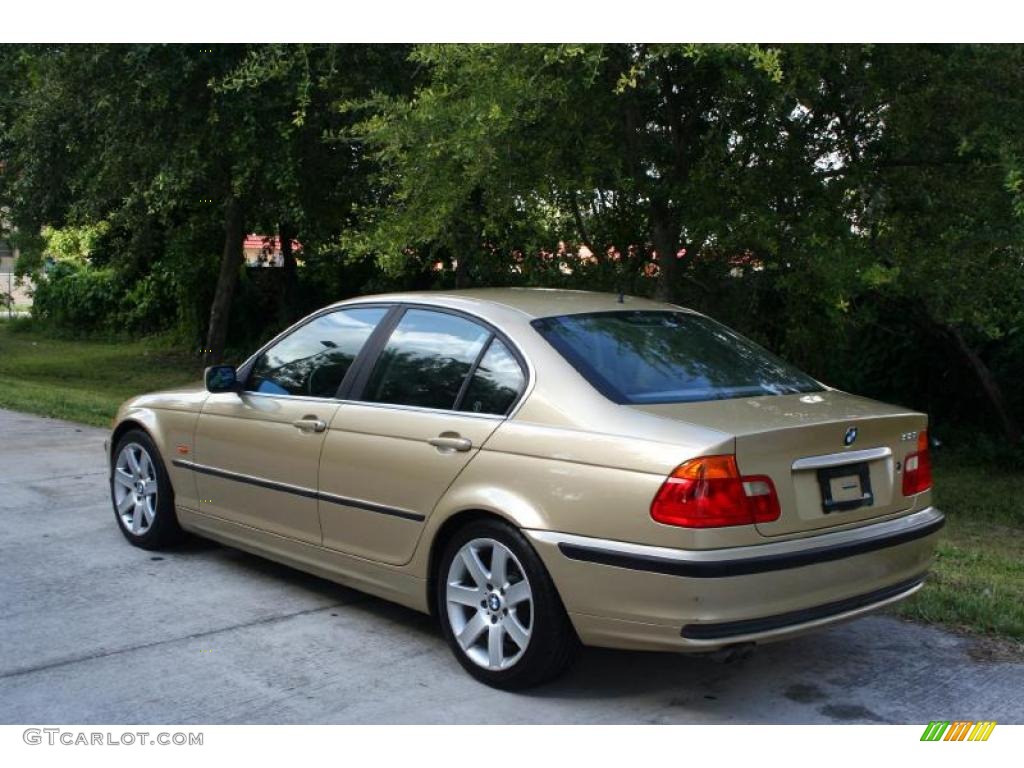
(110, 429, 184, 550)
(437, 519, 578, 689)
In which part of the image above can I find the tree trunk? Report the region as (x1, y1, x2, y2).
(570, 192, 594, 255)
(944, 324, 1022, 444)
(277, 221, 298, 327)
(651, 200, 679, 302)
(453, 187, 484, 289)
(204, 195, 245, 366)
(454, 249, 470, 288)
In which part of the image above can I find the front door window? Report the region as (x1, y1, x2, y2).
(248, 307, 388, 398)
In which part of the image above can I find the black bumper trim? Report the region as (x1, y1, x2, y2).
(679, 574, 927, 640)
(557, 513, 943, 579)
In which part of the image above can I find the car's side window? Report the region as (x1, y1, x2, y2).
(247, 307, 388, 398)
(459, 338, 525, 415)
(361, 309, 491, 410)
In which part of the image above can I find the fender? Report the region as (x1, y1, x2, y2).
(112, 407, 165, 454)
(406, 480, 551, 581)
(112, 399, 204, 510)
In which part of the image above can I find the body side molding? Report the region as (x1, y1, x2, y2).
(172, 459, 426, 522)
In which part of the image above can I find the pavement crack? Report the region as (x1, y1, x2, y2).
(0, 600, 361, 681)
(0, 469, 108, 486)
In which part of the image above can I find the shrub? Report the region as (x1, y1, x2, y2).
(32, 263, 124, 333)
(30, 262, 177, 336)
(122, 267, 179, 334)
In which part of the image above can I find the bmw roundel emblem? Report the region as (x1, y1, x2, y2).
(844, 427, 858, 446)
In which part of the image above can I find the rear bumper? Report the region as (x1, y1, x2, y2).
(678, 574, 925, 642)
(526, 506, 943, 652)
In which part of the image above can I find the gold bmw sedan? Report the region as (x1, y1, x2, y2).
(108, 288, 942, 688)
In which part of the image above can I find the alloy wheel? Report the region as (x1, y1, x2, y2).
(113, 442, 159, 535)
(445, 537, 534, 670)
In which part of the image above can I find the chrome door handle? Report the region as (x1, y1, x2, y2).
(292, 416, 327, 433)
(428, 434, 472, 452)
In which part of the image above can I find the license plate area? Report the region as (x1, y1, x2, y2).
(816, 462, 874, 513)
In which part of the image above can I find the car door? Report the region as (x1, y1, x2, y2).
(191, 305, 390, 543)
(318, 306, 527, 564)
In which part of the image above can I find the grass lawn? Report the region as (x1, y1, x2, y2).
(0, 320, 1021, 645)
(0, 321, 203, 427)
(891, 460, 1024, 644)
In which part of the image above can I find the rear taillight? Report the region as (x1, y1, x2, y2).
(650, 454, 781, 528)
(902, 429, 932, 496)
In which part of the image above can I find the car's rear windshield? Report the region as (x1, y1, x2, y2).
(531, 310, 823, 404)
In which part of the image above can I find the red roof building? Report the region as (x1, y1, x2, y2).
(243, 234, 302, 267)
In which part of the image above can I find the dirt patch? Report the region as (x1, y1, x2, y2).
(967, 635, 1024, 663)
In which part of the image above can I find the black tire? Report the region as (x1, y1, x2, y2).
(436, 518, 578, 689)
(110, 428, 185, 550)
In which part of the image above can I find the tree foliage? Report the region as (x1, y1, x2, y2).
(1, 43, 1022, 444)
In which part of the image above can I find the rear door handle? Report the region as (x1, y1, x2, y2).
(428, 434, 472, 452)
(292, 416, 327, 433)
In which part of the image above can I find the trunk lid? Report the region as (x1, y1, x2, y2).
(632, 390, 927, 537)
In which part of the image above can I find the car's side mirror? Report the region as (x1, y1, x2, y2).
(205, 365, 240, 393)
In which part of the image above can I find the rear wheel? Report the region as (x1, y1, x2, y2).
(110, 429, 184, 550)
(437, 518, 577, 689)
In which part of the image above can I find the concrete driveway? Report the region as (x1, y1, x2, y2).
(1, 407, 1022, 724)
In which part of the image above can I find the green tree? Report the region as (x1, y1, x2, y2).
(346, 43, 1024, 444)
(3, 43, 1022, 444)
(345, 44, 788, 298)
(0, 44, 412, 361)
(782, 44, 1024, 442)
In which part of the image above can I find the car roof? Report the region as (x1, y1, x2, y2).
(334, 287, 681, 320)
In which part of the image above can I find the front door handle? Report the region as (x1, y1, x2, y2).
(292, 416, 327, 433)
(428, 433, 472, 452)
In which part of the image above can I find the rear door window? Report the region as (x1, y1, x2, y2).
(459, 338, 525, 415)
(361, 309, 491, 410)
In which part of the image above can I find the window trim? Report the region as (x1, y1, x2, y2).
(347, 303, 529, 417)
(452, 333, 495, 412)
(335, 305, 404, 401)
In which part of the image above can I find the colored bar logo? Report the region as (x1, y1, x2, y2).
(921, 721, 996, 741)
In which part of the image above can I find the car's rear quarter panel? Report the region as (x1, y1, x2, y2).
(445, 422, 777, 550)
